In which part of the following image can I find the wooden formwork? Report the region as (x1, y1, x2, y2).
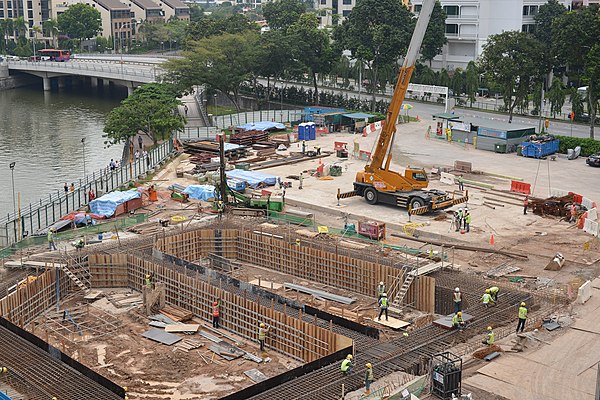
(88, 253, 128, 287)
(155, 229, 437, 313)
(0, 270, 70, 326)
(126, 254, 348, 362)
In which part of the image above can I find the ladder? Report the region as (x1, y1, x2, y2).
(60, 264, 88, 291)
(391, 273, 415, 309)
(60, 252, 90, 291)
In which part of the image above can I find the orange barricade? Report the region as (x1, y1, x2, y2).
(510, 180, 531, 195)
(334, 141, 347, 151)
(578, 211, 588, 229)
(569, 192, 583, 204)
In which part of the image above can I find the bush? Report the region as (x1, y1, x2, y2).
(555, 135, 600, 156)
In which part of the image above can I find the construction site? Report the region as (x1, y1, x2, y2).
(2, 1, 600, 398)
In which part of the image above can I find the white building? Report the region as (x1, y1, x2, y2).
(410, 0, 571, 71)
(315, 0, 409, 27)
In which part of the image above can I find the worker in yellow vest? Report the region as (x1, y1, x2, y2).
(453, 287, 462, 313)
(489, 286, 499, 302)
(482, 326, 494, 346)
(258, 323, 270, 352)
(452, 312, 465, 332)
(481, 289, 493, 308)
(340, 354, 353, 375)
(377, 293, 389, 321)
(517, 302, 528, 333)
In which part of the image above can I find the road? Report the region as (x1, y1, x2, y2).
(259, 78, 596, 140)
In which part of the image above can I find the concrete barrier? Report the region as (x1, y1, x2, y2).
(440, 172, 455, 185)
(588, 208, 598, 221)
(578, 280, 592, 304)
(583, 219, 599, 237)
(582, 197, 597, 210)
(550, 188, 569, 198)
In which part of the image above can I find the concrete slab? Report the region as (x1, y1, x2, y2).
(373, 316, 410, 330)
(432, 313, 474, 329)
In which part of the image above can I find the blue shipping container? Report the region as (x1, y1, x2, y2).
(521, 139, 560, 158)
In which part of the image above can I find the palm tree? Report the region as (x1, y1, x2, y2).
(31, 25, 42, 56)
(13, 17, 27, 38)
(43, 19, 59, 48)
(1, 19, 14, 48)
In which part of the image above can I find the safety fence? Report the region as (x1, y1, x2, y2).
(213, 109, 303, 129)
(0, 139, 173, 249)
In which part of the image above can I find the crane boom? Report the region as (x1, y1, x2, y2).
(366, 0, 435, 175)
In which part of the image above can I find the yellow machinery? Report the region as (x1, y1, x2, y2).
(343, 0, 467, 214)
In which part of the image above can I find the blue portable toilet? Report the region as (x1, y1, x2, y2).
(308, 122, 317, 140)
(298, 123, 307, 141)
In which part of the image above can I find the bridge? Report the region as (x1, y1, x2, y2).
(6, 55, 167, 94)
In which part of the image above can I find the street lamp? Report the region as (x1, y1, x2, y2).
(9, 162, 16, 215)
(81, 138, 86, 177)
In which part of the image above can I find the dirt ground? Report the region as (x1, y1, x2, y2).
(32, 289, 299, 400)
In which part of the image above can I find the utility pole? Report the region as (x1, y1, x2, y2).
(218, 133, 228, 204)
(538, 82, 545, 133)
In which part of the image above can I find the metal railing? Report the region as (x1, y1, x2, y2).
(7, 60, 162, 82)
(0, 139, 173, 248)
(213, 109, 303, 129)
(177, 126, 220, 141)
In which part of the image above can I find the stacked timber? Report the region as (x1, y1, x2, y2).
(230, 130, 269, 146)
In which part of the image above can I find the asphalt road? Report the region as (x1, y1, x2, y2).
(259, 78, 597, 140)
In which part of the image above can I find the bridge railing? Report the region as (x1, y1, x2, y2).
(7, 60, 162, 80)
(213, 109, 303, 129)
(0, 138, 174, 248)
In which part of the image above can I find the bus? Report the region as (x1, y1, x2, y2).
(38, 49, 71, 62)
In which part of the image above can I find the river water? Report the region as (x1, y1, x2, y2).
(0, 85, 125, 218)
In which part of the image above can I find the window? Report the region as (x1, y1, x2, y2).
(445, 24, 458, 34)
(522, 24, 536, 33)
(0, 10, 4, 17)
(412, 172, 427, 181)
(320, 0, 326, 4)
(443, 5, 459, 16)
(414, 4, 421, 12)
(522, 5, 538, 15)
(28, 10, 33, 18)
(27, 0, 32, 8)
(342, 0, 351, 4)
(342, 9, 350, 16)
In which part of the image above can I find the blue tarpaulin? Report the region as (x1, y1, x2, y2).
(237, 121, 286, 131)
(89, 190, 141, 217)
(183, 185, 217, 201)
(226, 169, 277, 188)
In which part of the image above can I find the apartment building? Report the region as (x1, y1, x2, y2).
(158, 0, 189, 20)
(315, 0, 409, 26)
(408, 0, 572, 70)
(127, 0, 164, 23)
(0, 0, 50, 40)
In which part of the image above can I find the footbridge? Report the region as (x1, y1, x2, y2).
(6, 55, 167, 94)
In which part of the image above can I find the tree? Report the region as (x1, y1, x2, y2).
(333, 0, 414, 107)
(553, 6, 600, 137)
(570, 88, 585, 120)
(188, 4, 205, 23)
(165, 31, 260, 110)
(288, 13, 337, 104)
(450, 68, 464, 96)
(43, 19, 59, 48)
(103, 83, 185, 146)
(534, 0, 567, 73)
(420, 1, 447, 65)
(465, 61, 478, 106)
(547, 77, 566, 118)
(0, 19, 14, 51)
(263, 0, 306, 30)
(583, 44, 600, 139)
(479, 31, 544, 122)
(57, 3, 102, 43)
(186, 14, 257, 42)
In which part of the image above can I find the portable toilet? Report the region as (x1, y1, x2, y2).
(308, 122, 317, 140)
(298, 123, 307, 141)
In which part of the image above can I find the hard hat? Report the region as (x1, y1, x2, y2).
(486, 289, 490, 293)
(260, 323, 265, 327)
(146, 274, 150, 279)
(366, 363, 372, 368)
(347, 354, 353, 360)
(381, 293, 387, 297)
(455, 287, 460, 292)
(380, 281, 384, 286)
(1, 367, 7, 373)
(521, 302, 526, 307)
(487, 326, 492, 331)
(457, 312, 462, 316)
(213, 301, 218, 306)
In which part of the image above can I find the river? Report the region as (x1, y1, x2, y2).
(0, 85, 125, 218)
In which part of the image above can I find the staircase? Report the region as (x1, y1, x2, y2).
(61, 253, 90, 292)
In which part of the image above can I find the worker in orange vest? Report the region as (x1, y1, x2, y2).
(523, 196, 529, 215)
(212, 300, 220, 329)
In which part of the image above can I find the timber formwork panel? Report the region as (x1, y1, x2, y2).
(126, 254, 340, 362)
(88, 253, 128, 287)
(0, 270, 70, 326)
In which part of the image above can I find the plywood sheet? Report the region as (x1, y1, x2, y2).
(164, 324, 200, 333)
(142, 328, 182, 346)
(373, 317, 410, 330)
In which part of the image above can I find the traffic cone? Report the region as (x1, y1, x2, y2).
(489, 234, 495, 245)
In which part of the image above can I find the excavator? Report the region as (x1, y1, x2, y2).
(340, 0, 468, 215)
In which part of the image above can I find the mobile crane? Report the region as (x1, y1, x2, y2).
(340, 0, 468, 214)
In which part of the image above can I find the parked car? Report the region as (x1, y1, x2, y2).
(587, 152, 600, 167)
